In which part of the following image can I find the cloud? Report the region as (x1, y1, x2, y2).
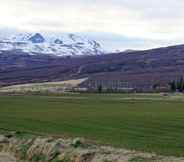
(0, 0, 184, 50)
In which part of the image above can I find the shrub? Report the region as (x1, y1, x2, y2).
(71, 138, 82, 148)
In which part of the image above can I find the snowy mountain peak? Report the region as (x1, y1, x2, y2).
(28, 33, 45, 43)
(0, 32, 104, 56)
(54, 39, 63, 44)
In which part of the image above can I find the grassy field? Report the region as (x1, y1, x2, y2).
(1, 93, 184, 156)
(0, 78, 87, 93)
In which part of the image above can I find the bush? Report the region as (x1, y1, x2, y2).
(71, 138, 82, 148)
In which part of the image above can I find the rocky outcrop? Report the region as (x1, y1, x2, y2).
(0, 133, 184, 162)
(28, 33, 45, 43)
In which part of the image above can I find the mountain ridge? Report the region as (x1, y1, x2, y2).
(0, 32, 104, 56)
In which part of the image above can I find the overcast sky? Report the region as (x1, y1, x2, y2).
(1, 0, 184, 51)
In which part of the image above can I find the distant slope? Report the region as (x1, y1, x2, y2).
(1, 44, 184, 91)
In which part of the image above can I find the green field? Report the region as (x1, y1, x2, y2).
(1, 93, 184, 156)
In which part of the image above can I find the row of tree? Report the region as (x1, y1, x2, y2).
(169, 77, 184, 92)
(97, 77, 184, 93)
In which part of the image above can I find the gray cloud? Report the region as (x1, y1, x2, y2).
(1, 0, 184, 50)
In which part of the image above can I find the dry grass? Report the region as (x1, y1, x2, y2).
(0, 78, 87, 93)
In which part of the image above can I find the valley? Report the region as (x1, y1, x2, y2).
(1, 33, 184, 162)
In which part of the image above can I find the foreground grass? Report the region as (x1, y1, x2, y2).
(0, 93, 184, 156)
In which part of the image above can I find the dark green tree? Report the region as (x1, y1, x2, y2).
(176, 77, 184, 92)
(169, 76, 184, 92)
(153, 83, 160, 90)
(169, 80, 176, 92)
(97, 85, 102, 93)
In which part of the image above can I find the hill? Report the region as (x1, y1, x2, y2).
(1, 44, 184, 91)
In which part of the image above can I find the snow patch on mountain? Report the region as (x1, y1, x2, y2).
(0, 32, 104, 56)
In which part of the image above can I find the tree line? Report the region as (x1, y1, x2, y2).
(169, 77, 184, 92)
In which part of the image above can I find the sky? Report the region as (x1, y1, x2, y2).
(0, 0, 184, 51)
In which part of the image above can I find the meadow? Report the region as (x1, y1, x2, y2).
(0, 93, 184, 156)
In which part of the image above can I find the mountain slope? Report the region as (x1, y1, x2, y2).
(1, 44, 184, 91)
(0, 33, 104, 56)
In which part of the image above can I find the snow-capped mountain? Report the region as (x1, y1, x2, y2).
(0, 32, 104, 56)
